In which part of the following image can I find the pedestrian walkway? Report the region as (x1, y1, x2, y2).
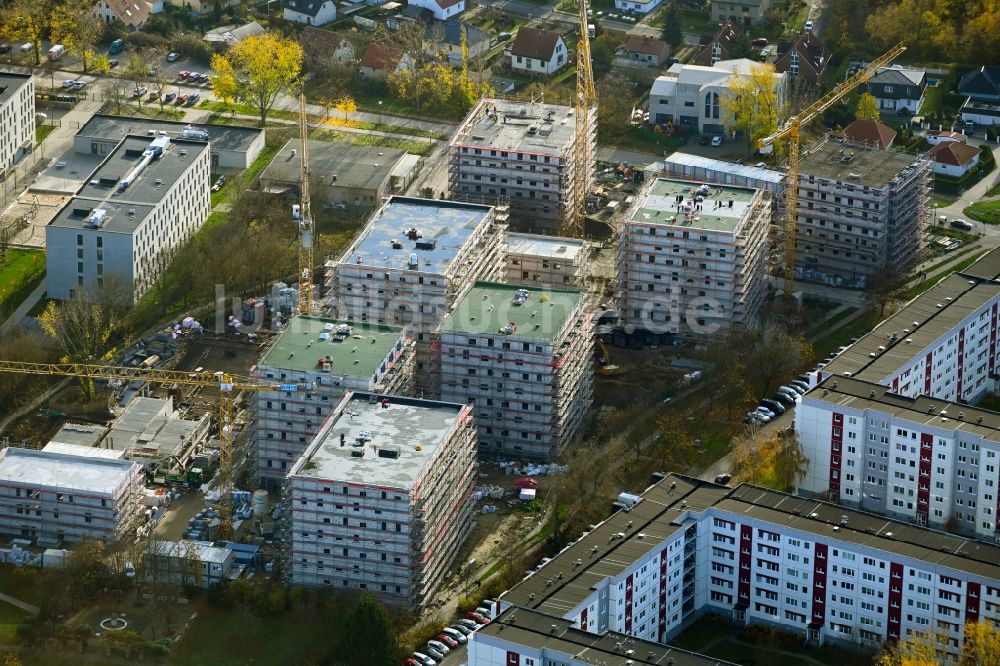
(0, 279, 45, 336)
(0, 591, 39, 615)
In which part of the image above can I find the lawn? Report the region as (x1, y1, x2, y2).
(964, 199, 1000, 225)
(651, 7, 714, 33)
(602, 125, 688, 154)
(35, 124, 55, 145)
(0, 601, 27, 644)
(0, 249, 45, 314)
(169, 608, 340, 666)
(905, 251, 988, 299)
(812, 311, 875, 357)
(0, 565, 45, 607)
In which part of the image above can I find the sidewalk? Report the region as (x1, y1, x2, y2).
(0, 279, 45, 336)
(0, 591, 39, 615)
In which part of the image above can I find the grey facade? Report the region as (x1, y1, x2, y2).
(0, 73, 34, 177)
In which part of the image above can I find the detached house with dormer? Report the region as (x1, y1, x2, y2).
(509, 28, 567, 76)
(861, 66, 927, 114)
(692, 21, 742, 67)
(959, 66, 1000, 127)
(282, 0, 337, 26)
(408, 0, 464, 20)
(773, 30, 829, 82)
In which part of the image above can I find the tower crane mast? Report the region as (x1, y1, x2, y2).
(296, 93, 315, 316)
(568, 0, 596, 237)
(756, 43, 906, 297)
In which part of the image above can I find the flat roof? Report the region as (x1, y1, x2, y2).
(481, 607, 738, 665)
(0, 448, 136, 495)
(630, 178, 757, 233)
(452, 98, 577, 155)
(152, 540, 231, 564)
(260, 139, 407, 193)
(41, 441, 124, 460)
(77, 114, 263, 154)
(821, 250, 1000, 382)
(290, 393, 465, 489)
(798, 139, 925, 188)
(663, 152, 784, 185)
(441, 281, 583, 341)
(339, 196, 492, 275)
(506, 233, 586, 262)
(258, 315, 403, 376)
(47, 135, 208, 234)
(0, 73, 32, 107)
(47, 422, 108, 449)
(501, 473, 1000, 615)
(109, 396, 171, 435)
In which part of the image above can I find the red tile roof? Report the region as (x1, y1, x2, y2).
(930, 141, 980, 167)
(360, 43, 403, 70)
(510, 27, 562, 61)
(842, 119, 897, 150)
(618, 36, 668, 56)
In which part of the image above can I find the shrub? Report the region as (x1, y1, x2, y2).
(171, 33, 213, 65)
(125, 31, 169, 51)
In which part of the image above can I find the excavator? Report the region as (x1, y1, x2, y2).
(595, 339, 622, 376)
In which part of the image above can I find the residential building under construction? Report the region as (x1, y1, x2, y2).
(794, 135, 931, 288)
(253, 316, 410, 491)
(618, 178, 770, 339)
(449, 98, 596, 233)
(325, 196, 506, 397)
(438, 282, 593, 459)
(286, 392, 477, 610)
(506, 233, 590, 289)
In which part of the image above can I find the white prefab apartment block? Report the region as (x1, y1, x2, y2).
(253, 316, 409, 491)
(449, 98, 596, 233)
(618, 178, 770, 338)
(506, 233, 589, 289)
(0, 447, 143, 544)
(794, 250, 1000, 540)
(0, 73, 34, 177)
(438, 282, 594, 459)
(495, 474, 1000, 659)
(287, 393, 477, 610)
(795, 137, 931, 288)
(325, 196, 506, 395)
(45, 134, 211, 303)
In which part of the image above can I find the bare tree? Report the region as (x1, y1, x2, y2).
(100, 75, 131, 116)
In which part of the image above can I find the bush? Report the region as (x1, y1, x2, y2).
(125, 31, 169, 51)
(171, 33, 213, 65)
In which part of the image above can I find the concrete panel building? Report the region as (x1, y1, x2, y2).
(495, 473, 1000, 659)
(438, 282, 593, 459)
(45, 134, 211, 303)
(105, 396, 209, 466)
(45, 423, 109, 450)
(325, 196, 506, 396)
(0, 447, 143, 544)
(449, 98, 596, 233)
(0, 73, 34, 178)
(253, 316, 410, 491)
(505, 233, 589, 289)
(287, 392, 477, 610)
(618, 178, 770, 338)
(795, 137, 931, 288)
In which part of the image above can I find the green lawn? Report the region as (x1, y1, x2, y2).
(601, 125, 688, 154)
(0, 249, 45, 313)
(0, 601, 27, 644)
(35, 124, 55, 146)
(812, 312, 875, 357)
(651, 7, 714, 33)
(905, 251, 989, 299)
(965, 199, 1000, 225)
(169, 608, 340, 666)
(0, 565, 45, 607)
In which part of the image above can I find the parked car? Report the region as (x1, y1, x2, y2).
(436, 634, 458, 648)
(178, 70, 190, 79)
(804, 19, 814, 30)
(441, 627, 467, 643)
(781, 384, 805, 396)
(196, 73, 210, 83)
(166, 52, 180, 62)
(0, 43, 10, 54)
(175, 94, 188, 105)
(776, 386, 800, 399)
(760, 398, 785, 415)
(61, 79, 76, 88)
(164, 92, 177, 102)
(772, 392, 796, 407)
(405, 659, 422, 666)
(187, 71, 200, 80)
(71, 80, 86, 90)
(498, 32, 512, 41)
(19, 42, 32, 53)
(747, 410, 771, 423)
(711, 135, 722, 147)
(411, 652, 436, 666)
(132, 86, 148, 98)
(951, 218, 974, 231)
(467, 611, 489, 624)
(186, 92, 200, 105)
(108, 58, 119, 68)
(423, 645, 445, 661)
(450, 623, 474, 636)
(698, 135, 710, 146)
(754, 406, 775, 419)
(427, 639, 450, 655)
(790, 380, 810, 393)
(475, 607, 493, 619)
(457, 618, 480, 631)
(714, 473, 732, 485)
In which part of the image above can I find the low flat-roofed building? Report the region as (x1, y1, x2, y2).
(660, 152, 784, 196)
(46, 422, 109, 449)
(253, 316, 410, 490)
(41, 441, 125, 459)
(287, 392, 477, 609)
(104, 396, 209, 466)
(506, 233, 589, 289)
(145, 540, 236, 587)
(45, 134, 211, 303)
(0, 73, 34, 176)
(74, 115, 265, 172)
(438, 282, 593, 458)
(0, 447, 143, 543)
(259, 140, 419, 211)
(618, 178, 770, 338)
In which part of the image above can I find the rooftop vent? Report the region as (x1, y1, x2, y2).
(377, 446, 401, 459)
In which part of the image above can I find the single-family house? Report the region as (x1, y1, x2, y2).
(615, 36, 670, 68)
(282, 0, 337, 26)
(961, 99, 1000, 126)
(359, 43, 413, 80)
(929, 141, 981, 178)
(861, 66, 927, 114)
(842, 118, 897, 150)
(408, 0, 464, 21)
(773, 30, 829, 82)
(93, 0, 156, 29)
(165, 0, 236, 14)
(648, 58, 787, 134)
(711, 0, 773, 27)
(614, 0, 665, 15)
(959, 66, 1000, 103)
(387, 4, 432, 30)
(301, 27, 361, 64)
(509, 27, 567, 76)
(692, 21, 742, 67)
(202, 21, 266, 51)
(925, 130, 966, 146)
(424, 20, 490, 66)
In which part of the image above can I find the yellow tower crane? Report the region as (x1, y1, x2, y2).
(0, 360, 308, 540)
(296, 93, 315, 316)
(756, 43, 906, 297)
(568, 0, 597, 237)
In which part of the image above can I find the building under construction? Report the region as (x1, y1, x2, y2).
(438, 282, 593, 459)
(794, 136, 931, 289)
(506, 233, 590, 289)
(325, 196, 507, 396)
(252, 316, 410, 491)
(449, 98, 597, 233)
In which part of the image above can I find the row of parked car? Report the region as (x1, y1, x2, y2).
(178, 70, 210, 84)
(406, 605, 495, 665)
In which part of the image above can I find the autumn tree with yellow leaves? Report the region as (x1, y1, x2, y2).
(856, 92, 880, 122)
(48, 0, 104, 73)
(730, 427, 807, 492)
(721, 63, 784, 153)
(0, 0, 49, 65)
(211, 32, 304, 125)
(875, 619, 1000, 666)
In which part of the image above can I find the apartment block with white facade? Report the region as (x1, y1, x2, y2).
(287, 392, 477, 610)
(795, 137, 931, 288)
(506, 233, 589, 289)
(494, 474, 1000, 659)
(0, 73, 34, 177)
(618, 178, 770, 338)
(449, 98, 596, 233)
(325, 196, 505, 396)
(253, 316, 409, 491)
(45, 134, 210, 303)
(0, 447, 144, 544)
(438, 282, 594, 459)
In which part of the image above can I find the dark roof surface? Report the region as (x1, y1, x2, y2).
(959, 66, 1000, 98)
(510, 27, 562, 60)
(282, 0, 331, 17)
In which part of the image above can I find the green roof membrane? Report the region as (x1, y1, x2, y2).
(630, 177, 757, 233)
(442, 282, 583, 341)
(259, 315, 404, 377)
